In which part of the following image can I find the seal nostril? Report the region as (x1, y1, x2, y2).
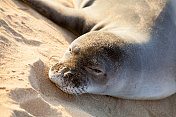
(72, 78, 81, 87)
(63, 71, 74, 78)
(51, 66, 54, 71)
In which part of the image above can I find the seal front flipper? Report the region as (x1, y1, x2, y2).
(18, 0, 94, 36)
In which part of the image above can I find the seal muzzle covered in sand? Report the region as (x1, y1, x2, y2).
(20, 0, 176, 100)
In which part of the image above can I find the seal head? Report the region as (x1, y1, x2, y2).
(49, 32, 127, 95)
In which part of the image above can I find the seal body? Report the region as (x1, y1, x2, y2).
(20, 0, 176, 100)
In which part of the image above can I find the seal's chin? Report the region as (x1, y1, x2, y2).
(49, 64, 88, 95)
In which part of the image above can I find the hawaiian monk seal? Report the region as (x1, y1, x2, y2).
(19, 0, 176, 100)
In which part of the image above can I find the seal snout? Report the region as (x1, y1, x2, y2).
(63, 70, 75, 78)
(62, 69, 87, 88)
(49, 63, 88, 95)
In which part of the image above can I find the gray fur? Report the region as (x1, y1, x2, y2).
(20, 0, 176, 100)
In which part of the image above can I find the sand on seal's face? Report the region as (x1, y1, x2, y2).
(0, 0, 176, 117)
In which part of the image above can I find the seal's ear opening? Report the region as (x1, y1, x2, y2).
(102, 46, 123, 62)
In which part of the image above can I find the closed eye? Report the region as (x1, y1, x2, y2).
(88, 67, 102, 73)
(85, 66, 104, 75)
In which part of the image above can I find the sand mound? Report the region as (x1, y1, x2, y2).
(0, 0, 176, 117)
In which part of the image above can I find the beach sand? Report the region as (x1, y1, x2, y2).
(0, 0, 175, 116)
